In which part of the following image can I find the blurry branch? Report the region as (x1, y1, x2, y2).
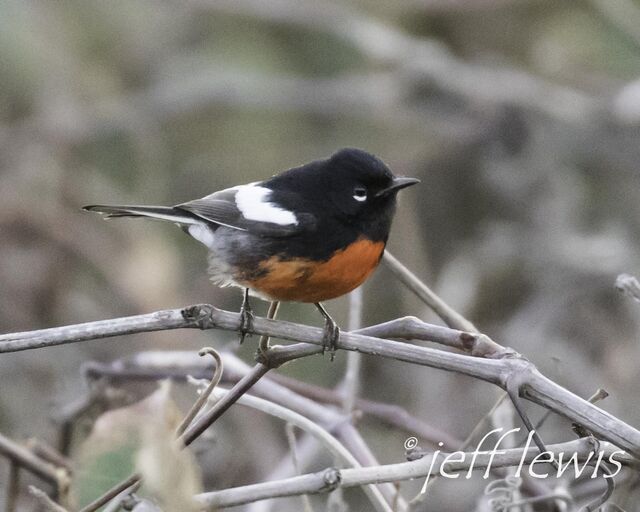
(382, 251, 561, 504)
(0, 431, 71, 511)
(82, 348, 403, 509)
(84, 351, 461, 449)
(3, 305, 640, 458)
(198, 386, 392, 512)
(53, 380, 134, 456)
(25, 440, 72, 474)
(100, 479, 142, 512)
(179, 351, 403, 508)
(2, 0, 607, 157)
(4, 69, 476, 153)
(78, 474, 142, 512)
(28, 486, 69, 512)
(383, 249, 519, 481)
(192, 0, 600, 124)
(283, 424, 315, 512)
(615, 273, 640, 303)
(0, 432, 69, 492)
(194, 438, 635, 510)
(0, 202, 142, 313)
(89, 351, 549, 502)
(262, 372, 462, 449)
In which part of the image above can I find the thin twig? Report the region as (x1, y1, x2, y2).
(205, 387, 392, 512)
(382, 251, 477, 332)
(285, 424, 315, 512)
(257, 372, 462, 449)
(0, 432, 63, 486)
(178, 362, 272, 446)
(409, 393, 510, 508)
(175, 347, 224, 436)
(26, 439, 73, 473)
(78, 473, 142, 512)
(101, 480, 143, 512)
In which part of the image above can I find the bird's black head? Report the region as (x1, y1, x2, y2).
(267, 148, 419, 245)
(322, 148, 419, 222)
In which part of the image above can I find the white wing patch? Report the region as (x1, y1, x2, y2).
(234, 185, 298, 226)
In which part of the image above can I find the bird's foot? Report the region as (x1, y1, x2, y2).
(315, 302, 340, 361)
(239, 289, 254, 344)
(322, 317, 340, 362)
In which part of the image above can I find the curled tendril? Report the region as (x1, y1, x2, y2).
(175, 347, 224, 437)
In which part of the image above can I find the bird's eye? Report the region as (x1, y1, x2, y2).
(353, 187, 367, 202)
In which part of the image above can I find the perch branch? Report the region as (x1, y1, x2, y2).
(2, 306, 640, 458)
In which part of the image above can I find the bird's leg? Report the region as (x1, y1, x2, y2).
(315, 302, 340, 361)
(238, 288, 254, 344)
(258, 301, 280, 355)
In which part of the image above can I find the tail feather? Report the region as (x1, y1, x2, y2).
(83, 205, 200, 225)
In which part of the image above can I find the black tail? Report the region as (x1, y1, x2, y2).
(83, 205, 199, 224)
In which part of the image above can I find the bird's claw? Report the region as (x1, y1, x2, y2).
(322, 317, 340, 361)
(239, 291, 254, 344)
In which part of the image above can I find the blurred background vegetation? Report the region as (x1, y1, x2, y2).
(2, 0, 640, 510)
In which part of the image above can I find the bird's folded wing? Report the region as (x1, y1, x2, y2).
(176, 185, 315, 237)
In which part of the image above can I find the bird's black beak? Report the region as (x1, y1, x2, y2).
(375, 177, 420, 198)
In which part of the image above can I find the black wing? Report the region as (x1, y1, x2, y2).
(176, 185, 315, 237)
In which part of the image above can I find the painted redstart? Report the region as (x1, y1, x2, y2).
(84, 148, 419, 355)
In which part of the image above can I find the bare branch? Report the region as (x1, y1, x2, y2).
(382, 251, 478, 333)
(0, 432, 64, 487)
(78, 473, 142, 512)
(28, 486, 69, 512)
(204, 387, 392, 512)
(195, 439, 635, 509)
(3, 306, 640, 457)
(178, 362, 271, 446)
(25, 440, 73, 474)
(284, 424, 315, 512)
(260, 372, 462, 449)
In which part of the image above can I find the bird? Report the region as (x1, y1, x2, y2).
(84, 148, 419, 357)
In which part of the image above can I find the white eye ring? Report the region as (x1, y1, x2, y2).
(353, 187, 367, 202)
